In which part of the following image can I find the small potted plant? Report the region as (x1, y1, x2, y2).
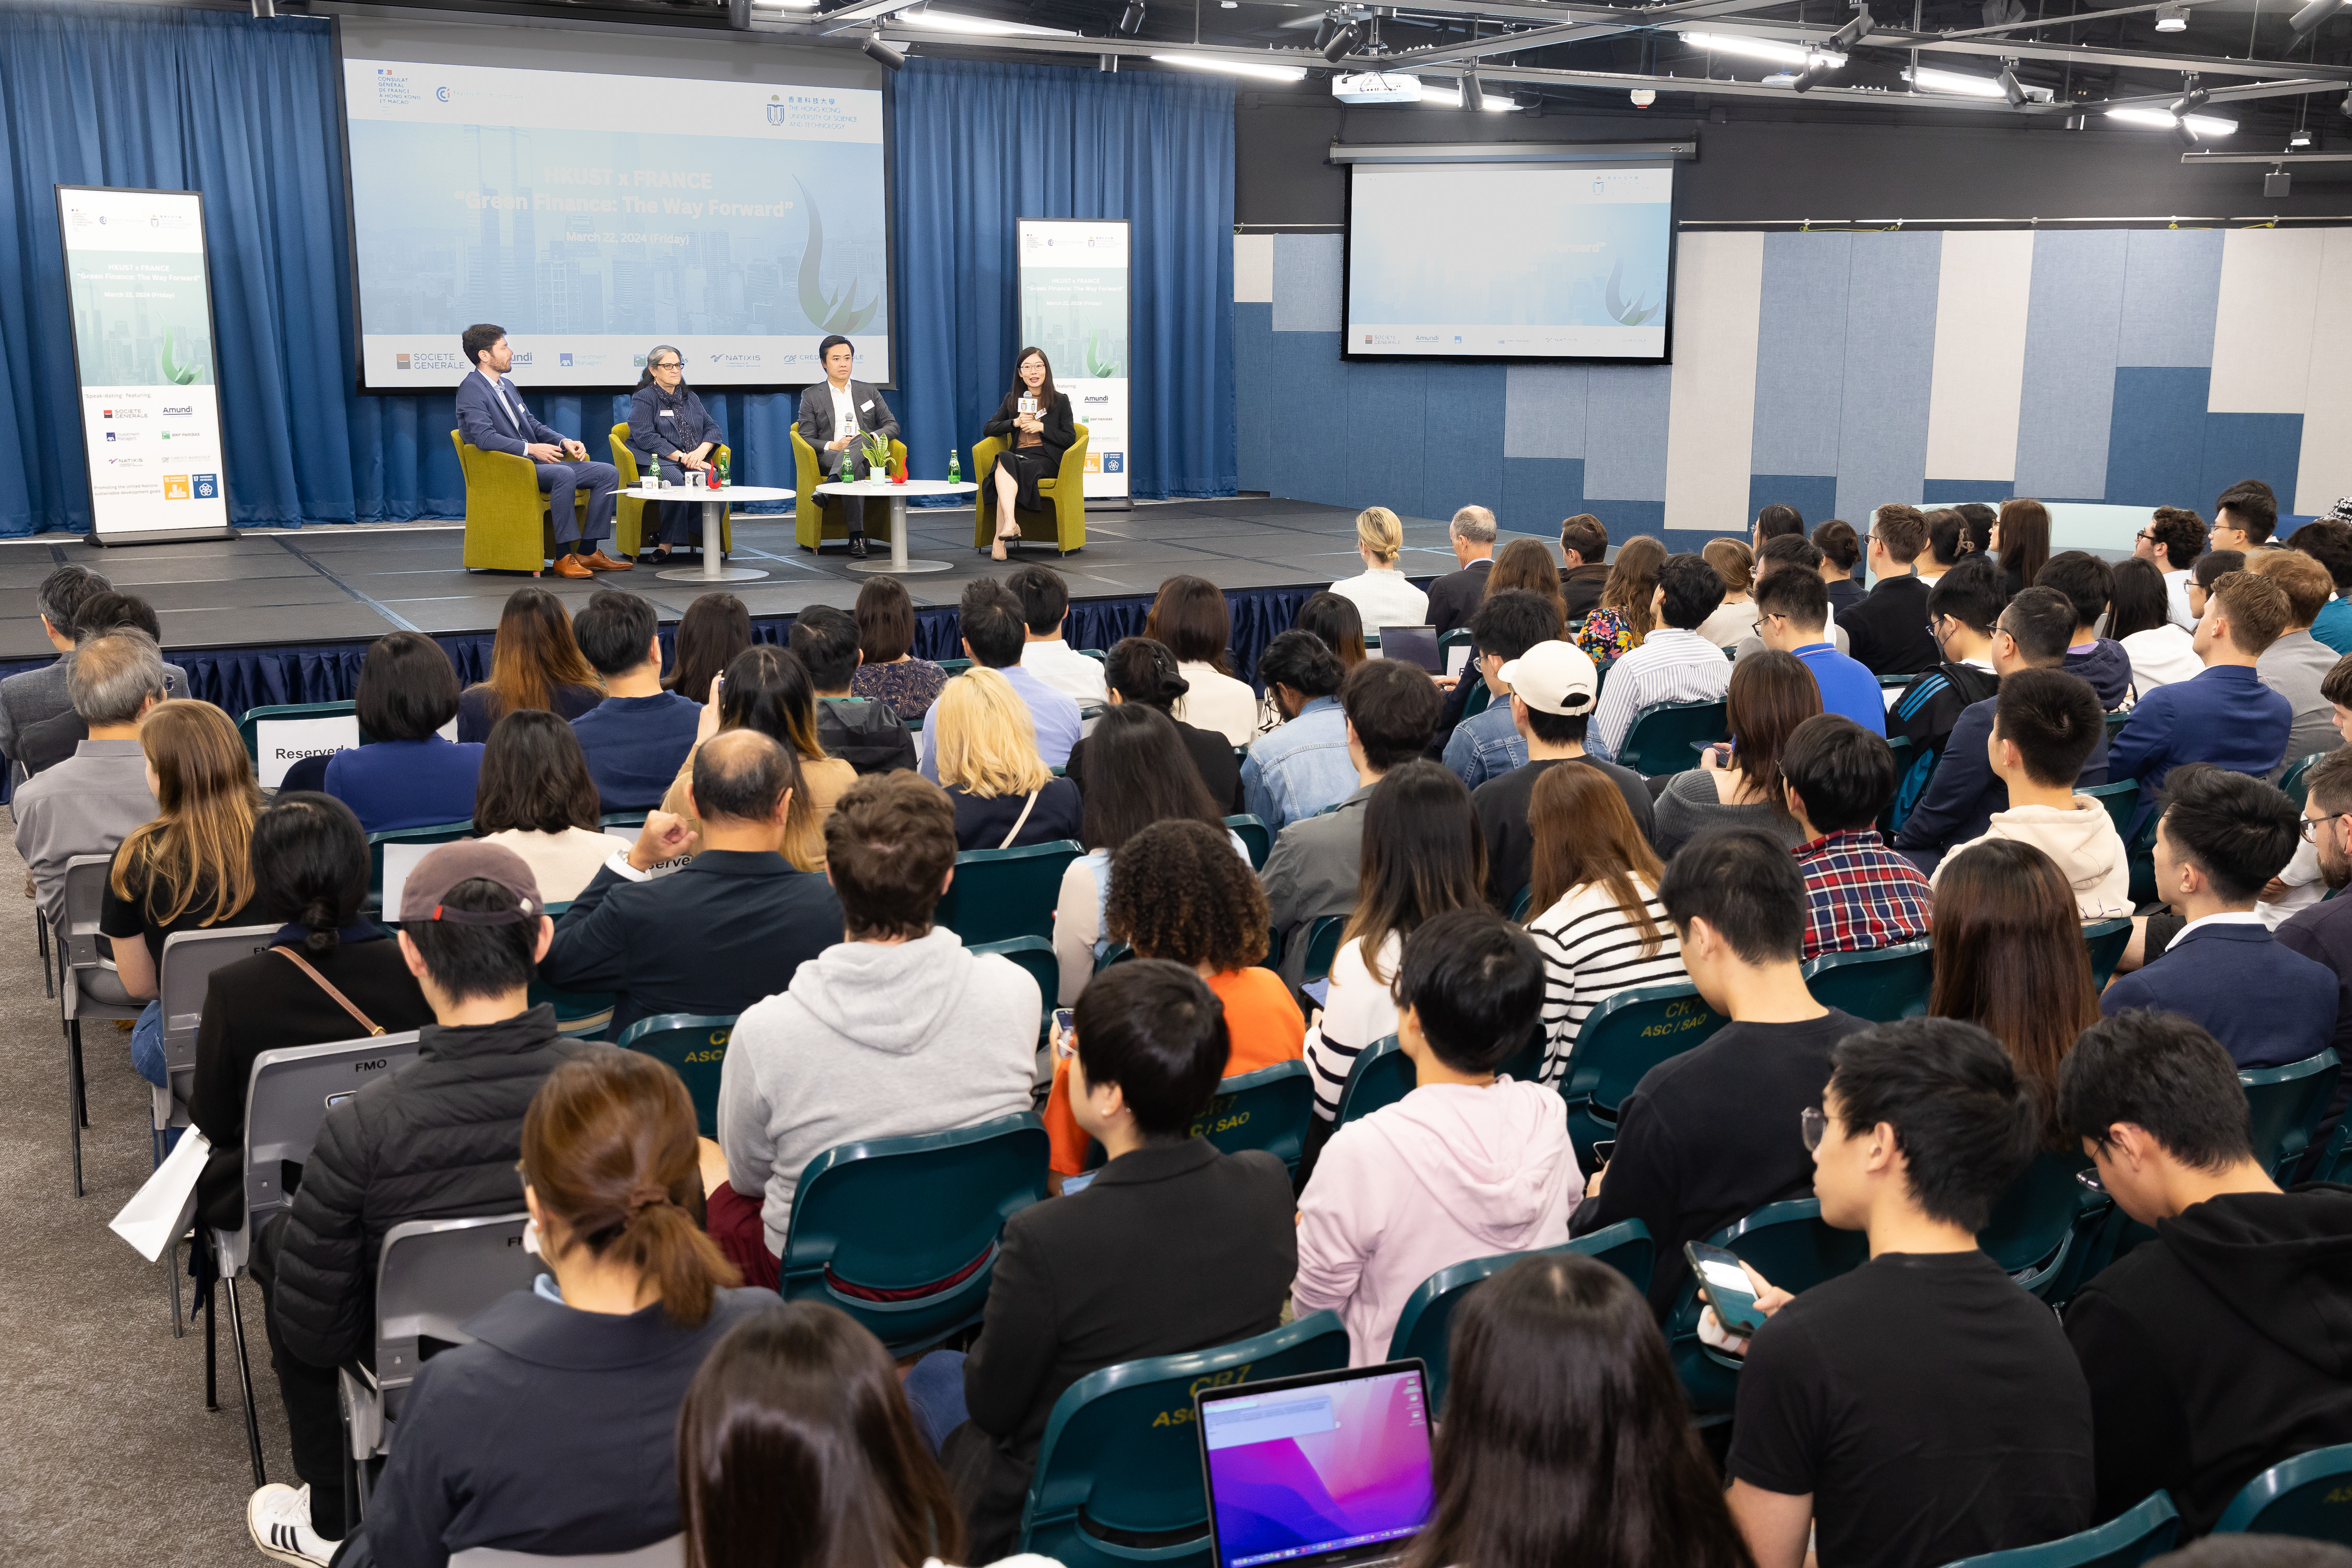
(859, 430, 894, 483)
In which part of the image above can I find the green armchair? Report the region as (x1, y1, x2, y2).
(972, 423, 1089, 555)
(607, 423, 733, 560)
(453, 430, 583, 574)
(791, 427, 908, 551)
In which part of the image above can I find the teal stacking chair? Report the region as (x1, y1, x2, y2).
(1189, 1060, 1313, 1171)
(779, 1113, 1047, 1355)
(1459, 670, 1492, 720)
(1978, 1150, 2099, 1298)
(1298, 914, 1347, 986)
(2241, 1048, 2340, 1179)
(1334, 1034, 1414, 1128)
(615, 1014, 735, 1136)
(937, 658, 974, 677)
(934, 840, 1083, 947)
(1617, 700, 1729, 778)
(365, 821, 476, 899)
(2213, 1440, 2352, 1540)
(238, 700, 359, 767)
(1559, 982, 1728, 1166)
(2082, 780, 2139, 844)
(1223, 814, 1272, 871)
(1017, 1311, 1352, 1568)
(1938, 1491, 2178, 1566)
(526, 978, 619, 1040)
(1094, 941, 1135, 974)
(1801, 940, 1934, 1022)
(2315, 1113, 2352, 1184)
(599, 810, 649, 832)
(2084, 917, 2133, 988)
(1508, 885, 1533, 921)
(2281, 751, 2326, 809)
(1667, 1198, 1870, 1415)
(970, 937, 1059, 1033)
(1385, 1221, 1654, 1414)
(2125, 806, 2161, 907)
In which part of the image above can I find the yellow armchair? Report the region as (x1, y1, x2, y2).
(792, 427, 909, 551)
(607, 424, 733, 559)
(971, 423, 1090, 555)
(453, 430, 583, 574)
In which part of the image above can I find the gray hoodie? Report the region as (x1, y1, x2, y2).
(718, 926, 1041, 1254)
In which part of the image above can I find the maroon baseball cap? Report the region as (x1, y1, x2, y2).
(398, 841, 544, 926)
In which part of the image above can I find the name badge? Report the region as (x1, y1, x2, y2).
(658, 409, 675, 418)
(860, 399, 874, 412)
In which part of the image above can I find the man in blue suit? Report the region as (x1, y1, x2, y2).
(2103, 763, 2337, 1069)
(454, 322, 627, 580)
(2108, 568, 2293, 834)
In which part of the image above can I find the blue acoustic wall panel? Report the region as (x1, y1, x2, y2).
(1235, 302, 1275, 492)
(1503, 364, 1589, 460)
(2198, 414, 2305, 514)
(1261, 330, 1348, 506)
(1504, 457, 1586, 536)
(1271, 234, 1344, 333)
(1585, 365, 1673, 506)
(2015, 229, 2132, 501)
(1424, 362, 1511, 522)
(1832, 232, 1941, 524)
(1922, 480, 2016, 504)
(2116, 228, 2225, 370)
(1345, 359, 1431, 523)
(1751, 232, 1853, 479)
(1590, 500, 1669, 540)
(1750, 475, 1840, 528)
(2106, 368, 2212, 510)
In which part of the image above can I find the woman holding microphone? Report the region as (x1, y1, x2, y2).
(627, 343, 727, 561)
(982, 346, 1074, 562)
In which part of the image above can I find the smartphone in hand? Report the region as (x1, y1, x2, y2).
(1687, 1241, 1769, 1338)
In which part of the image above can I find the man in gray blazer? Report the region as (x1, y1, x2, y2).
(0, 573, 188, 781)
(794, 334, 899, 559)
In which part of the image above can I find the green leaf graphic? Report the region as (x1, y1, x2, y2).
(1086, 329, 1121, 378)
(158, 325, 200, 386)
(1603, 257, 1659, 328)
(794, 179, 880, 336)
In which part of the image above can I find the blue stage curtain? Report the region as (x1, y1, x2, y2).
(893, 57, 1237, 501)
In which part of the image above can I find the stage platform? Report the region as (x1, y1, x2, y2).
(0, 497, 1461, 661)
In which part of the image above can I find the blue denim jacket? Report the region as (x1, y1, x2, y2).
(1241, 697, 1357, 831)
(1442, 704, 1527, 790)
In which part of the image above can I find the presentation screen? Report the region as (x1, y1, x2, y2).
(337, 22, 890, 390)
(1344, 162, 1675, 361)
(58, 186, 232, 538)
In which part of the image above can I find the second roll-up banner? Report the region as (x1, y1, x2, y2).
(1018, 219, 1129, 504)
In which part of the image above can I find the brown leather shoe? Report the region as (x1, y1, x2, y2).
(551, 553, 593, 579)
(582, 549, 633, 572)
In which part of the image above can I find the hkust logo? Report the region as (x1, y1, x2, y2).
(767, 95, 785, 125)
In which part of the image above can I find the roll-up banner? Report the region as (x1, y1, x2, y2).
(57, 186, 235, 544)
(1017, 218, 1129, 504)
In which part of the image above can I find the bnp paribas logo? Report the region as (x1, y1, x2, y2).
(766, 94, 785, 126)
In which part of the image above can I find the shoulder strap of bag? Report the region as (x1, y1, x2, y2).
(271, 946, 386, 1037)
(999, 790, 1042, 850)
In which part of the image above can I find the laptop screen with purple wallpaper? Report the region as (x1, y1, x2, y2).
(1195, 1363, 1437, 1568)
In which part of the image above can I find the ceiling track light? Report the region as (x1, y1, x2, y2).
(2289, 0, 2345, 42)
(1119, 0, 1146, 34)
(2153, 2, 2188, 28)
(1827, 8, 1873, 49)
(2173, 114, 2201, 148)
(1321, 19, 1363, 63)
(2169, 83, 2211, 118)
(728, 0, 753, 28)
(1998, 61, 2026, 107)
(1461, 64, 1484, 110)
(1791, 52, 1840, 92)
(863, 29, 907, 68)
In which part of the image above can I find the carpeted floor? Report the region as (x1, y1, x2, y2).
(0, 818, 293, 1567)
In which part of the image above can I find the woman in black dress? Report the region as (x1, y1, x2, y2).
(626, 343, 727, 559)
(983, 345, 1074, 561)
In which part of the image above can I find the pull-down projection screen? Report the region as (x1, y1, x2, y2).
(336, 18, 890, 391)
(1342, 151, 1680, 362)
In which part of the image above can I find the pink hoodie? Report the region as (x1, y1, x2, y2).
(1293, 1079, 1581, 1365)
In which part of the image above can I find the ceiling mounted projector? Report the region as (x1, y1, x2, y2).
(1332, 72, 1424, 104)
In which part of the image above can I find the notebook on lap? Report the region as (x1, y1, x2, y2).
(1195, 1361, 1436, 1568)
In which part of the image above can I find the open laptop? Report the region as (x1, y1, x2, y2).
(1195, 1361, 1437, 1568)
(1375, 625, 1442, 675)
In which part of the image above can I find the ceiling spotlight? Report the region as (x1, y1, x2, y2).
(863, 29, 907, 68)
(1998, 62, 2027, 107)
(2289, 0, 2345, 42)
(1827, 8, 1874, 49)
(729, 0, 752, 28)
(1791, 51, 1841, 91)
(2169, 84, 2211, 118)
(2153, 2, 2188, 27)
(1119, 0, 1146, 33)
(1461, 66, 1485, 110)
(2173, 114, 2201, 148)
(1321, 19, 1362, 62)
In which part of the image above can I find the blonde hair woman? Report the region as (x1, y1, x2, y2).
(1696, 538, 1760, 649)
(931, 667, 1084, 851)
(1329, 505, 1430, 631)
(105, 699, 263, 1088)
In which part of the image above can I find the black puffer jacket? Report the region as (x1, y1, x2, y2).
(270, 1006, 600, 1371)
(816, 695, 918, 775)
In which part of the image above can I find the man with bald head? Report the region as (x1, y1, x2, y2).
(540, 728, 843, 1035)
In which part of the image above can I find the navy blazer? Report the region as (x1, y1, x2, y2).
(626, 384, 724, 466)
(538, 848, 843, 1039)
(2109, 665, 2293, 832)
(2101, 921, 2339, 1069)
(454, 369, 566, 459)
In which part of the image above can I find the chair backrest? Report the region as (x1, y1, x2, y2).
(369, 822, 477, 901)
(1560, 982, 1728, 1124)
(1223, 814, 1272, 871)
(2212, 1439, 2352, 1539)
(1020, 1310, 1353, 1565)
(1460, 672, 1492, 719)
(2282, 751, 2325, 809)
(969, 937, 1058, 1029)
(525, 973, 618, 1041)
(614, 1014, 737, 1138)
(933, 839, 1082, 948)
(59, 853, 117, 971)
(2083, 917, 2132, 988)
(1299, 914, 1348, 985)
(2082, 780, 2139, 843)
(1334, 1034, 1415, 1127)
(244, 1032, 427, 1231)
(1800, 939, 1935, 1022)
(1668, 1198, 1870, 1343)
(2241, 1049, 2342, 1179)
(240, 701, 360, 788)
(781, 1113, 1049, 1353)
(374, 1212, 540, 1402)
(1508, 884, 1534, 921)
(1618, 699, 1731, 778)
(1939, 1490, 2179, 1566)
(1977, 1149, 2095, 1294)
(449, 1536, 684, 1568)
(1384, 1221, 1655, 1414)
(1190, 1060, 1313, 1171)
(157, 924, 281, 1077)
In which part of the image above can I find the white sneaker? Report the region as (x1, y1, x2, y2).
(248, 1482, 333, 1566)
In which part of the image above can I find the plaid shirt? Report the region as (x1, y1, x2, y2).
(1795, 828, 1933, 960)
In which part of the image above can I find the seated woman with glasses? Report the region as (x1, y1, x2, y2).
(626, 343, 728, 561)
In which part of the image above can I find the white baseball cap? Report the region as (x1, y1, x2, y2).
(1496, 640, 1599, 716)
